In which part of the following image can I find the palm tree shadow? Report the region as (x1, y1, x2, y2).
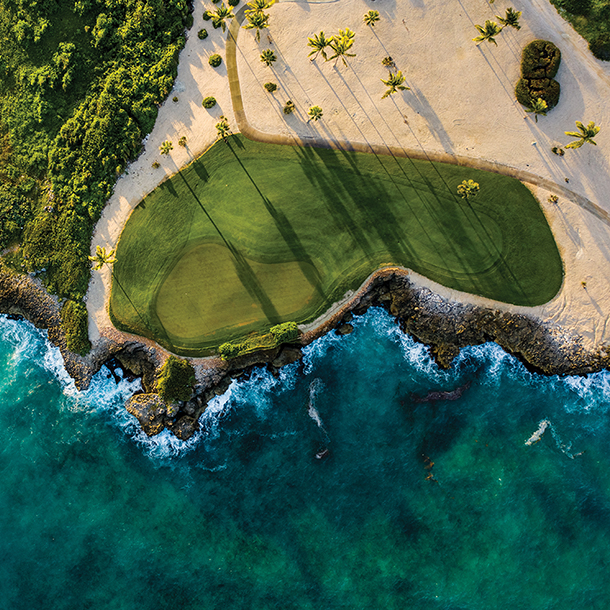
(176, 166, 282, 321)
(225, 139, 325, 298)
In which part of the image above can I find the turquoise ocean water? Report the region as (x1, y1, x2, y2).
(1, 308, 610, 609)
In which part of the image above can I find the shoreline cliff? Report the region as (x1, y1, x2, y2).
(2, 266, 608, 441)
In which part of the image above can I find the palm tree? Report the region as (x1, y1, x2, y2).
(212, 4, 234, 32)
(243, 10, 269, 42)
(526, 97, 548, 122)
(159, 140, 173, 155)
(328, 30, 356, 66)
(216, 116, 231, 140)
(565, 121, 601, 149)
(260, 49, 277, 66)
(364, 10, 380, 27)
(472, 20, 503, 45)
(497, 7, 522, 30)
(308, 105, 323, 121)
(457, 179, 480, 200)
(89, 245, 117, 270)
(381, 70, 410, 99)
(307, 31, 332, 61)
(245, 0, 275, 13)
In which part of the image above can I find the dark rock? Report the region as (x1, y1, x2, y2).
(167, 415, 200, 441)
(271, 346, 303, 368)
(125, 393, 166, 436)
(336, 323, 354, 336)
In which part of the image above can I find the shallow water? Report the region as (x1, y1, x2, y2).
(1, 309, 609, 609)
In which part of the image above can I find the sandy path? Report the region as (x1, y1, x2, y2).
(88, 0, 610, 357)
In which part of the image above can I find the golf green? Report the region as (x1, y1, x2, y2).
(110, 135, 562, 356)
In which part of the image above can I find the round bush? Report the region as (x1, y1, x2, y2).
(202, 10, 212, 20)
(264, 82, 277, 92)
(521, 40, 561, 79)
(589, 34, 610, 61)
(198, 28, 208, 40)
(228, 0, 240, 5)
(209, 54, 222, 68)
(202, 96, 217, 108)
(516, 77, 560, 110)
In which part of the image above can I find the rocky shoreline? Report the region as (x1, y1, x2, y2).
(2, 265, 608, 441)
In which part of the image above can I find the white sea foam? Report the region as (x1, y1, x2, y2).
(525, 419, 551, 445)
(307, 378, 325, 428)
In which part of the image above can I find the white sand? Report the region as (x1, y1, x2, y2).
(88, 0, 610, 358)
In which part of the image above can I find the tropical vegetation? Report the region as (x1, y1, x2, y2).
(328, 28, 356, 65)
(202, 96, 217, 108)
(219, 322, 300, 360)
(472, 20, 503, 45)
(525, 98, 548, 122)
(60, 298, 91, 355)
(216, 116, 231, 140)
(160, 141, 174, 155)
(548, 0, 610, 61)
(497, 7, 522, 29)
(364, 10, 380, 27)
(209, 53, 223, 67)
(515, 40, 562, 112)
(307, 31, 333, 61)
(156, 355, 195, 403)
(457, 179, 480, 200)
(308, 106, 323, 121)
(564, 121, 601, 148)
(381, 71, 410, 99)
(0, 0, 191, 322)
(211, 4, 234, 32)
(88, 245, 116, 270)
(243, 10, 270, 41)
(260, 49, 277, 66)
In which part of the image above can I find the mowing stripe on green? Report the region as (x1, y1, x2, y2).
(110, 135, 563, 356)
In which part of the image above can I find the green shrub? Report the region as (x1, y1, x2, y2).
(283, 100, 295, 114)
(185, 12, 194, 29)
(218, 325, 299, 360)
(270, 322, 300, 344)
(559, 0, 591, 15)
(516, 77, 560, 109)
(590, 34, 610, 61)
(198, 28, 208, 39)
(203, 10, 212, 20)
(1, 0, 191, 300)
(156, 356, 195, 403)
(209, 54, 222, 67)
(228, 0, 240, 6)
(521, 40, 561, 79)
(60, 299, 91, 355)
(219, 342, 241, 360)
(516, 40, 561, 111)
(202, 96, 217, 108)
(264, 82, 277, 92)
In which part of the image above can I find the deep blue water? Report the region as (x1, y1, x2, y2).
(1, 308, 610, 609)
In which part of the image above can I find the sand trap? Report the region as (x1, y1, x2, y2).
(88, 0, 610, 357)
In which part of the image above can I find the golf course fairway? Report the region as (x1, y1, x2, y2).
(110, 135, 563, 356)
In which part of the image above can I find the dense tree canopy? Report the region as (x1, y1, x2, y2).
(0, 0, 191, 299)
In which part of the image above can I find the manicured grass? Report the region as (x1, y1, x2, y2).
(110, 135, 563, 356)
